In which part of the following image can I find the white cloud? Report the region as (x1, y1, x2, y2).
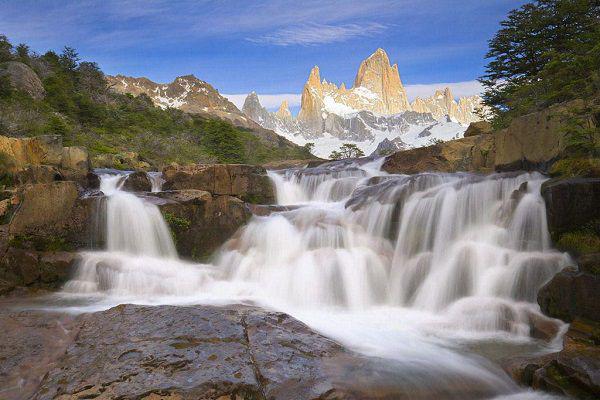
(223, 93, 302, 111)
(247, 22, 388, 46)
(405, 80, 484, 101)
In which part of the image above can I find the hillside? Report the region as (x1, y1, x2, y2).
(0, 36, 312, 169)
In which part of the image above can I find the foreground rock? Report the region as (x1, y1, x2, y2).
(0, 303, 502, 400)
(122, 171, 152, 192)
(150, 190, 251, 260)
(163, 164, 275, 204)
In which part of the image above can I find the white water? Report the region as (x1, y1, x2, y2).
(60, 161, 571, 399)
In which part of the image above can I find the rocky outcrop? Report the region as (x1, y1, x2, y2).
(0, 134, 91, 179)
(494, 100, 595, 171)
(7, 181, 97, 249)
(163, 164, 275, 204)
(384, 100, 597, 174)
(151, 189, 251, 260)
(382, 134, 495, 174)
(0, 61, 45, 100)
(541, 177, 600, 239)
(0, 303, 506, 400)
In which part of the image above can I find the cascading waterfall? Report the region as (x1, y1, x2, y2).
(59, 161, 571, 399)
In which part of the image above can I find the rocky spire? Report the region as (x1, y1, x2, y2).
(411, 97, 429, 114)
(298, 66, 325, 130)
(275, 100, 292, 121)
(353, 48, 411, 114)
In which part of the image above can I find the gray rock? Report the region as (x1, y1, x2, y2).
(0, 61, 45, 100)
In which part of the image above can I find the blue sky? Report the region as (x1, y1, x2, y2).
(0, 0, 526, 111)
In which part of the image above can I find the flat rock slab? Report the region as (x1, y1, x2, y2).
(0, 303, 508, 400)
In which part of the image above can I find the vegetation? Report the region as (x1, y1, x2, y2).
(480, 0, 600, 128)
(555, 219, 600, 255)
(329, 143, 365, 160)
(0, 35, 312, 168)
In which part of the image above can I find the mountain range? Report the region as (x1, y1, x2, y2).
(107, 48, 488, 159)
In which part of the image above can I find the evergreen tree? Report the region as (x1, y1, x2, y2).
(480, 0, 600, 126)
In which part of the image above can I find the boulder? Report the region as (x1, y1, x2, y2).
(151, 189, 251, 259)
(121, 171, 151, 192)
(0, 61, 45, 100)
(538, 255, 600, 323)
(464, 120, 493, 137)
(163, 164, 275, 204)
(541, 177, 600, 238)
(382, 134, 495, 174)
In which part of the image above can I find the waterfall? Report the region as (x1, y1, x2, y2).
(60, 162, 571, 399)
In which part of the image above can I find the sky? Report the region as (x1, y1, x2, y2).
(0, 0, 527, 112)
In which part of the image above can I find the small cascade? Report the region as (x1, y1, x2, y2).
(64, 173, 211, 296)
(147, 171, 165, 192)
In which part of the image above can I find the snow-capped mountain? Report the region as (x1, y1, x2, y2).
(243, 48, 489, 158)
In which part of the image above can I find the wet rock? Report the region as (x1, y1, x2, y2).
(262, 159, 326, 170)
(152, 190, 251, 260)
(85, 171, 101, 189)
(503, 319, 600, 399)
(122, 171, 152, 192)
(538, 263, 600, 323)
(162, 164, 275, 204)
(246, 204, 300, 216)
(541, 177, 600, 238)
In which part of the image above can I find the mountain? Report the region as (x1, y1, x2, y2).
(105, 74, 309, 154)
(242, 48, 487, 158)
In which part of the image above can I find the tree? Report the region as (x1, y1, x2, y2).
(0, 35, 13, 62)
(303, 142, 315, 155)
(329, 143, 365, 160)
(479, 0, 600, 127)
(59, 46, 80, 71)
(15, 43, 30, 62)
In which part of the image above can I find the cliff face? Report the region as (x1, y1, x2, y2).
(410, 88, 485, 125)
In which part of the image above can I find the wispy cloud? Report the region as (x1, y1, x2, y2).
(247, 22, 388, 46)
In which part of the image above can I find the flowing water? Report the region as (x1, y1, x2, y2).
(55, 161, 572, 399)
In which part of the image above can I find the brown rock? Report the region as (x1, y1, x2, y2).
(162, 164, 275, 204)
(0, 134, 63, 172)
(60, 146, 90, 173)
(14, 165, 63, 185)
(494, 100, 595, 171)
(382, 134, 495, 174)
(464, 120, 493, 137)
(152, 189, 251, 259)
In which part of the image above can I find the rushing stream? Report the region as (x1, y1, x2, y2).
(55, 160, 571, 399)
